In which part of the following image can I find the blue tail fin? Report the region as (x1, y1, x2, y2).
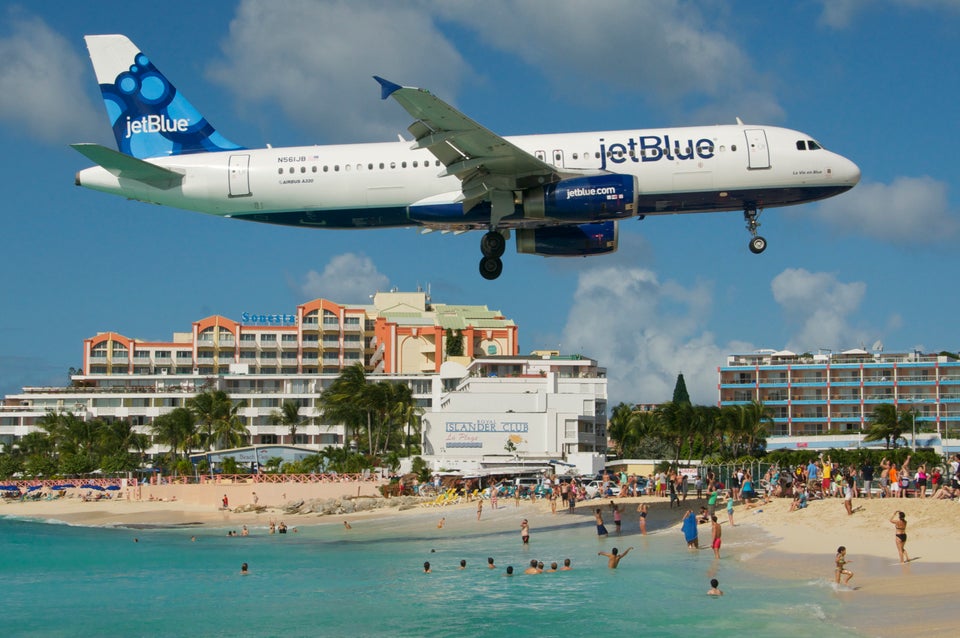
(84, 34, 243, 159)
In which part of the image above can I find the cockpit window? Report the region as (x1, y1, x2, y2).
(807, 140, 822, 150)
(796, 140, 807, 151)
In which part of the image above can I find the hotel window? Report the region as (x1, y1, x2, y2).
(260, 334, 276, 343)
(281, 334, 298, 342)
(240, 334, 256, 341)
(260, 434, 279, 445)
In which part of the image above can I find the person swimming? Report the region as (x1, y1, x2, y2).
(707, 578, 723, 596)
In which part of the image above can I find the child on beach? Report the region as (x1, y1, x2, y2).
(835, 546, 853, 585)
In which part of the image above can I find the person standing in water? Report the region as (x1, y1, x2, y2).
(890, 511, 910, 563)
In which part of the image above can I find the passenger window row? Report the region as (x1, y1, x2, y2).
(277, 159, 443, 175)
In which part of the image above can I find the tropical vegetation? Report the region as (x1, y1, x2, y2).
(317, 363, 423, 456)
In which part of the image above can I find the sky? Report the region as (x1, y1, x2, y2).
(1, 0, 959, 406)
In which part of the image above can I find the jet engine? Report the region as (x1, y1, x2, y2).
(515, 221, 618, 256)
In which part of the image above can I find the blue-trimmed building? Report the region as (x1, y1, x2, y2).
(718, 348, 960, 438)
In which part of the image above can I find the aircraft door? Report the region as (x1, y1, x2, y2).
(228, 154, 252, 197)
(552, 149, 565, 168)
(744, 129, 770, 169)
(534, 150, 546, 161)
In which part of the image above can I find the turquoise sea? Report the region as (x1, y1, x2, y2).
(0, 512, 861, 637)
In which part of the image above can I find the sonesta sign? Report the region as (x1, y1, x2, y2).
(241, 312, 297, 326)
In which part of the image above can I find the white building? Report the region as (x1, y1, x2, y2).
(418, 354, 608, 475)
(2, 355, 607, 473)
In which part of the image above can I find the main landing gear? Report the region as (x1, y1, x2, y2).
(744, 207, 767, 254)
(479, 230, 506, 280)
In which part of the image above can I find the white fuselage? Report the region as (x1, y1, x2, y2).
(76, 123, 860, 230)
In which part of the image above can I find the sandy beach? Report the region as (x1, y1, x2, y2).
(3, 485, 958, 636)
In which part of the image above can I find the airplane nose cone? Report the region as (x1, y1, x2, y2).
(838, 155, 861, 187)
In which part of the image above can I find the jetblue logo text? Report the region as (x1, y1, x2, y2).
(124, 115, 190, 138)
(565, 186, 620, 200)
(599, 135, 715, 170)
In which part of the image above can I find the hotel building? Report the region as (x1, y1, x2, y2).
(718, 348, 960, 439)
(82, 290, 517, 378)
(1, 293, 607, 472)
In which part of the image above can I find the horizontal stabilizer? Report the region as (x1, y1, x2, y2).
(72, 143, 183, 189)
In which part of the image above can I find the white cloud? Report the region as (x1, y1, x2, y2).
(295, 253, 390, 304)
(437, 0, 784, 123)
(818, 0, 960, 28)
(560, 265, 751, 405)
(771, 268, 868, 352)
(0, 13, 102, 144)
(813, 176, 959, 244)
(208, 0, 470, 143)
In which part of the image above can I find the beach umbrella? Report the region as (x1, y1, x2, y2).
(51, 485, 67, 490)
(106, 485, 120, 490)
(0, 485, 19, 491)
(79, 483, 105, 490)
(27, 485, 42, 492)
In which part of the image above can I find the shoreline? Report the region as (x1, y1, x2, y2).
(4, 488, 959, 636)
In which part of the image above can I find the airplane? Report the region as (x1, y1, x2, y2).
(73, 35, 860, 280)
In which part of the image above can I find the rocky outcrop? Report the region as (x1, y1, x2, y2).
(281, 495, 423, 516)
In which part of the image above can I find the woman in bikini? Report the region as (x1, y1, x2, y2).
(890, 511, 910, 563)
(637, 503, 648, 535)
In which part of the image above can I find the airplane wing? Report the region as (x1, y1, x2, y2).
(72, 143, 183, 189)
(375, 76, 578, 223)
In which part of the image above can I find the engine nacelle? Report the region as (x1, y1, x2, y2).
(523, 174, 637, 222)
(516, 221, 618, 257)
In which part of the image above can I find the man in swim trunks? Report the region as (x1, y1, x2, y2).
(594, 508, 608, 536)
(710, 515, 722, 558)
(520, 519, 530, 544)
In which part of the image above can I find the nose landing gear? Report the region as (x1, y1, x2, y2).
(744, 207, 767, 254)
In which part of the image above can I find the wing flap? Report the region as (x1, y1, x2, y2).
(71, 143, 183, 189)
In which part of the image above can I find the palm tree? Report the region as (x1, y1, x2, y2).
(210, 404, 250, 450)
(319, 363, 373, 453)
(864, 403, 910, 449)
(721, 401, 772, 457)
(187, 390, 249, 451)
(383, 382, 420, 454)
(271, 400, 307, 445)
(655, 400, 698, 466)
(99, 419, 150, 459)
(607, 402, 636, 457)
(151, 407, 197, 466)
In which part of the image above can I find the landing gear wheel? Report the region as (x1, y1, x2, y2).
(480, 231, 506, 258)
(479, 256, 503, 280)
(743, 207, 766, 255)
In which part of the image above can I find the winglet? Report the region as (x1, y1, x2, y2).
(373, 76, 403, 100)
